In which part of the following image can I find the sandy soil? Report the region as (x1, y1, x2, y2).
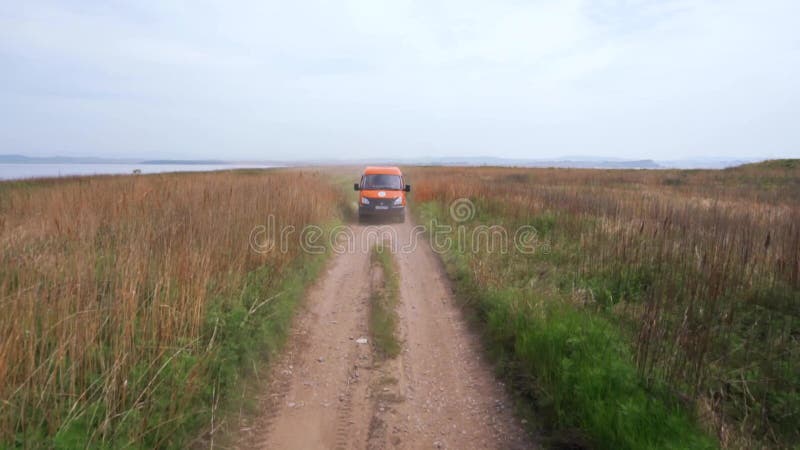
(234, 220, 534, 449)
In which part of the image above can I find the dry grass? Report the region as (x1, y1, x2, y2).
(0, 169, 345, 446)
(404, 163, 799, 448)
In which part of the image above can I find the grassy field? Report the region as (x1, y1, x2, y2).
(2, 163, 797, 448)
(0, 169, 347, 447)
(405, 161, 799, 449)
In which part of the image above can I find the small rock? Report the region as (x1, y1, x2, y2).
(318, 357, 325, 363)
(287, 402, 296, 408)
(356, 337, 368, 344)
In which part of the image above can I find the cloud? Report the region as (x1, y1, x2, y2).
(0, 0, 798, 159)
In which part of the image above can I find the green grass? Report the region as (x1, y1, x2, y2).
(415, 201, 717, 450)
(369, 243, 401, 359)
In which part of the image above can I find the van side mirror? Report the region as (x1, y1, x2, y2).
(353, 183, 360, 191)
(404, 184, 411, 192)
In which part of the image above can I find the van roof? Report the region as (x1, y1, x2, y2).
(363, 166, 402, 175)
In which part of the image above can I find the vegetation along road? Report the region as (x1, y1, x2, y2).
(1, 161, 797, 449)
(235, 221, 532, 449)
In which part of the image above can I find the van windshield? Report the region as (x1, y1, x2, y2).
(362, 174, 403, 190)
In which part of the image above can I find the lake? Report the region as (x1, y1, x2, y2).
(0, 163, 279, 181)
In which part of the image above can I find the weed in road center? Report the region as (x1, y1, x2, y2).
(369, 243, 401, 359)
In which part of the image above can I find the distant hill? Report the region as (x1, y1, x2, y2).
(140, 160, 226, 165)
(732, 159, 800, 170)
(0, 155, 226, 165)
(534, 159, 661, 169)
(417, 156, 663, 168)
(303, 156, 765, 169)
(0, 154, 122, 164)
(0, 154, 772, 170)
(305, 156, 664, 169)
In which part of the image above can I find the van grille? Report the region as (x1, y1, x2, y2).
(369, 198, 395, 207)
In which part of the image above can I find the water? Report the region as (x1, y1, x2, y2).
(0, 163, 279, 181)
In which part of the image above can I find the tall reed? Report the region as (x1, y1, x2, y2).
(0, 169, 344, 446)
(405, 162, 799, 448)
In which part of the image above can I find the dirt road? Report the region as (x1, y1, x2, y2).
(235, 221, 533, 449)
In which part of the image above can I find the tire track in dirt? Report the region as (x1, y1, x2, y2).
(236, 226, 375, 449)
(237, 221, 534, 449)
(373, 221, 532, 449)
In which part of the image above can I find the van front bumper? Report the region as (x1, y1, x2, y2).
(358, 204, 405, 216)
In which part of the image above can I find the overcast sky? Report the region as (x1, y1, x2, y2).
(1, 0, 798, 161)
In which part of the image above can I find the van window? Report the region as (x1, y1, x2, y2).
(362, 174, 403, 190)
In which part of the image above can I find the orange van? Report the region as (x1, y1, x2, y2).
(354, 166, 411, 223)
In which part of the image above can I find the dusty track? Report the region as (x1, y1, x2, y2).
(235, 221, 533, 449)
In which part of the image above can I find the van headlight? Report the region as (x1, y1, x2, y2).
(393, 197, 403, 206)
(361, 197, 370, 205)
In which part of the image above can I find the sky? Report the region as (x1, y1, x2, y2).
(1, 0, 799, 161)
